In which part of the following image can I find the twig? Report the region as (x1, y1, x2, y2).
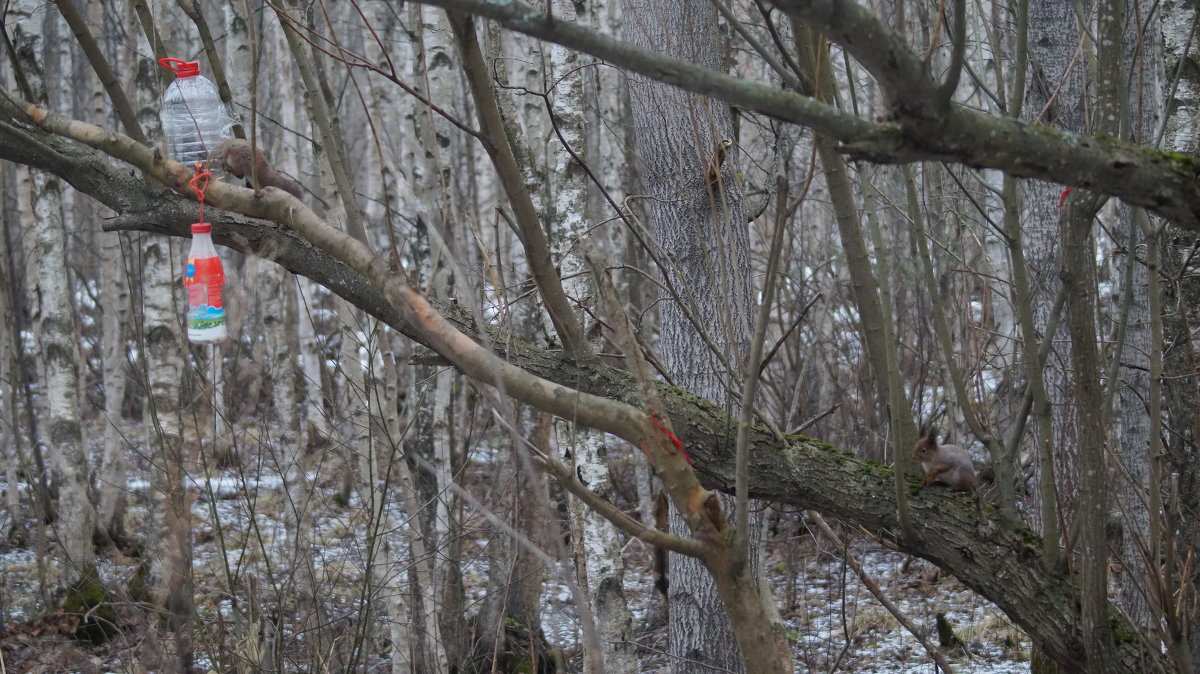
(53, 0, 146, 143)
(733, 175, 789, 553)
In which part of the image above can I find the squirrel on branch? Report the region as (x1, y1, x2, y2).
(208, 138, 304, 201)
(912, 426, 978, 492)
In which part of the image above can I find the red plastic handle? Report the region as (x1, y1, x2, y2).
(159, 58, 199, 78)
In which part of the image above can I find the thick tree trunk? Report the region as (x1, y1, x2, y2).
(0, 168, 22, 544)
(140, 228, 192, 672)
(402, 8, 471, 667)
(1023, 0, 1086, 544)
(1158, 0, 1200, 666)
(11, 0, 94, 590)
(1113, 209, 1154, 629)
(30, 170, 93, 581)
(1113, 0, 1160, 628)
(624, 0, 755, 670)
(93, 16, 132, 543)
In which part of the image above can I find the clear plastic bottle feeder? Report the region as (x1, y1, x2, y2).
(159, 58, 234, 166)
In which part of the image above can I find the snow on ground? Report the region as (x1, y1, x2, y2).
(0, 460, 1031, 673)
(777, 544, 1029, 673)
(528, 519, 1030, 672)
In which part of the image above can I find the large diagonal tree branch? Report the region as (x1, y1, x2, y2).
(0, 95, 1167, 674)
(402, 0, 1200, 231)
(4, 99, 636, 428)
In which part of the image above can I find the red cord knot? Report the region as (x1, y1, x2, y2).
(188, 162, 212, 223)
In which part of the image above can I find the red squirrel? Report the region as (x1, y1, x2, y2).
(913, 426, 977, 492)
(705, 138, 733, 196)
(208, 138, 304, 200)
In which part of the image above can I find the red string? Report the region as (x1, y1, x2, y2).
(1058, 187, 1071, 210)
(187, 161, 212, 223)
(650, 411, 693, 466)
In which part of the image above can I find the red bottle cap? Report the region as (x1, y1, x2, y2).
(191, 222, 212, 234)
(159, 58, 200, 78)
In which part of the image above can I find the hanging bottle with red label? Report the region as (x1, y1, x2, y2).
(184, 222, 227, 342)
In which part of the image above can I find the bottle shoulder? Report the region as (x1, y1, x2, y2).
(187, 233, 220, 258)
(164, 75, 220, 100)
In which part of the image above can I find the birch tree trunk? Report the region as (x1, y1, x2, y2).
(1113, 0, 1161, 630)
(254, 19, 322, 658)
(402, 7, 469, 667)
(97, 224, 131, 544)
(30, 168, 93, 582)
(377, 402, 414, 674)
(12, 0, 95, 588)
(141, 230, 193, 673)
(1067, 0, 1123, 666)
(94, 16, 133, 544)
(1114, 210, 1154, 629)
(131, 12, 195, 668)
(0, 162, 22, 545)
(535, 2, 637, 671)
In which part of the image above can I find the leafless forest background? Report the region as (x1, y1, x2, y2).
(0, 0, 1198, 672)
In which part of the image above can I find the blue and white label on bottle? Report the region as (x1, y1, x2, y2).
(188, 306, 227, 342)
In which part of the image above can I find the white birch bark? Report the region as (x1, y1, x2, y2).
(3, 1, 46, 552)
(139, 228, 186, 595)
(1112, 0, 1161, 629)
(304, 48, 371, 505)
(1156, 2, 1200, 665)
(1114, 215, 1153, 628)
(259, 4, 307, 554)
(132, 11, 196, 666)
(297, 281, 332, 442)
(374, 335, 421, 674)
(28, 168, 93, 580)
(402, 8, 465, 669)
(546, 1, 636, 669)
(96, 221, 131, 541)
(10, 1, 94, 583)
(93, 0, 132, 542)
(1159, 1, 1200, 662)
(982, 170, 1017, 369)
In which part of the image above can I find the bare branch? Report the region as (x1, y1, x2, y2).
(406, 0, 1200, 231)
(448, 11, 591, 362)
(52, 0, 146, 143)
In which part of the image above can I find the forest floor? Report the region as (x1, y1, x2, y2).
(0, 435, 1032, 673)
(588, 535, 1031, 673)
